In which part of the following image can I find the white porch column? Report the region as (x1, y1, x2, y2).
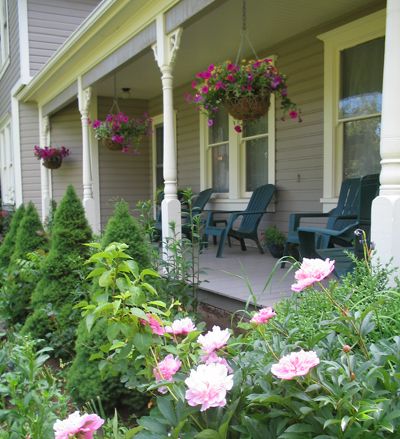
(152, 15, 182, 251)
(78, 79, 97, 232)
(38, 110, 51, 220)
(371, 0, 400, 270)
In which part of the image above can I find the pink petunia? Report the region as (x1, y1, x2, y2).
(92, 120, 101, 129)
(271, 350, 320, 380)
(234, 125, 242, 133)
(201, 86, 209, 94)
(185, 363, 233, 411)
(191, 80, 197, 89)
(54, 411, 104, 439)
(197, 326, 230, 354)
(291, 258, 335, 292)
(207, 119, 214, 127)
(226, 74, 236, 82)
(289, 110, 298, 119)
(111, 134, 124, 144)
(165, 317, 197, 336)
(250, 307, 276, 325)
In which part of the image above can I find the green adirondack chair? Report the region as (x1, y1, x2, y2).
(181, 188, 213, 240)
(205, 184, 276, 257)
(297, 173, 379, 277)
(281, 177, 362, 267)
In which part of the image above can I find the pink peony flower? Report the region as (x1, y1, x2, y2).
(202, 351, 233, 373)
(250, 307, 276, 324)
(54, 411, 104, 439)
(271, 350, 320, 380)
(197, 326, 230, 354)
(165, 317, 197, 336)
(141, 314, 165, 335)
(153, 354, 182, 382)
(185, 363, 233, 411)
(291, 258, 335, 292)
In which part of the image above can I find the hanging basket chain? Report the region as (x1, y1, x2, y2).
(108, 73, 121, 114)
(235, 0, 259, 65)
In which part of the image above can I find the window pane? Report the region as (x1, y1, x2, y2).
(246, 137, 268, 191)
(155, 125, 163, 165)
(340, 38, 384, 119)
(343, 117, 381, 179)
(209, 107, 228, 144)
(243, 115, 268, 138)
(212, 144, 229, 192)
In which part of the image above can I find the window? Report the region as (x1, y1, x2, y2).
(318, 10, 385, 210)
(201, 98, 275, 206)
(0, 117, 15, 205)
(0, 0, 9, 76)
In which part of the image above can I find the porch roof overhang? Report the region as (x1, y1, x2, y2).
(18, 0, 385, 112)
(17, 0, 192, 107)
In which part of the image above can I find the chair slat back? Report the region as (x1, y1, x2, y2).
(238, 184, 276, 233)
(193, 188, 213, 211)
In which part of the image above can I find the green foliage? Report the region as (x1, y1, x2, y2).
(22, 185, 92, 358)
(10, 202, 47, 263)
(102, 200, 151, 269)
(263, 225, 286, 246)
(0, 334, 70, 438)
(0, 203, 48, 324)
(0, 204, 25, 270)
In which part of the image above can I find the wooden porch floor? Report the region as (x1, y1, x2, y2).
(198, 243, 296, 311)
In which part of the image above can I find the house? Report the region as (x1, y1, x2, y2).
(0, 0, 399, 279)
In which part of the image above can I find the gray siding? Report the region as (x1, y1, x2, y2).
(0, 0, 20, 117)
(27, 0, 100, 77)
(49, 101, 82, 201)
(19, 102, 41, 211)
(98, 97, 151, 229)
(149, 83, 200, 193)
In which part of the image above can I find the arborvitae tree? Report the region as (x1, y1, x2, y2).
(0, 205, 25, 270)
(101, 200, 151, 269)
(67, 200, 152, 412)
(5, 202, 48, 324)
(22, 185, 92, 358)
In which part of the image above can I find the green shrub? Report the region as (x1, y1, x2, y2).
(67, 200, 152, 412)
(0, 334, 70, 438)
(2, 203, 48, 324)
(0, 204, 25, 271)
(22, 185, 92, 358)
(101, 200, 151, 269)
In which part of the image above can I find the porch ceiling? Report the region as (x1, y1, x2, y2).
(95, 0, 384, 99)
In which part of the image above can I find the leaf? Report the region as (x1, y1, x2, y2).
(195, 429, 221, 439)
(131, 307, 148, 321)
(99, 270, 113, 287)
(340, 415, 350, 432)
(86, 313, 95, 332)
(109, 341, 126, 351)
(157, 397, 177, 426)
(360, 311, 375, 337)
(132, 332, 153, 355)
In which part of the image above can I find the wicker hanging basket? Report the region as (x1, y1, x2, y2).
(225, 94, 271, 121)
(43, 154, 63, 169)
(101, 138, 124, 151)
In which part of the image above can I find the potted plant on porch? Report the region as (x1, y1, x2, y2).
(91, 112, 152, 152)
(189, 58, 301, 130)
(263, 225, 286, 258)
(33, 145, 70, 169)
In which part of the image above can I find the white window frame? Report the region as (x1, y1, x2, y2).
(318, 10, 385, 212)
(0, 0, 10, 79)
(0, 114, 15, 206)
(200, 90, 276, 211)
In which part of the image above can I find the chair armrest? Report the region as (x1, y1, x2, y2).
(288, 212, 330, 232)
(206, 210, 242, 227)
(298, 222, 357, 239)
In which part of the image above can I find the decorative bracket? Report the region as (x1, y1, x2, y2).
(78, 86, 92, 116)
(152, 14, 182, 70)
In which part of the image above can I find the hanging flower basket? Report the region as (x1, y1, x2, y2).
(101, 138, 123, 151)
(43, 153, 63, 169)
(188, 58, 301, 129)
(91, 112, 152, 153)
(225, 93, 271, 121)
(34, 145, 70, 169)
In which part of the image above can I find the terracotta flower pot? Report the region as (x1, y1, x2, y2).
(224, 94, 271, 121)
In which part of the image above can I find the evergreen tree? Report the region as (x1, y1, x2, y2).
(67, 200, 151, 412)
(5, 202, 48, 324)
(0, 205, 25, 270)
(101, 200, 151, 268)
(22, 186, 92, 358)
